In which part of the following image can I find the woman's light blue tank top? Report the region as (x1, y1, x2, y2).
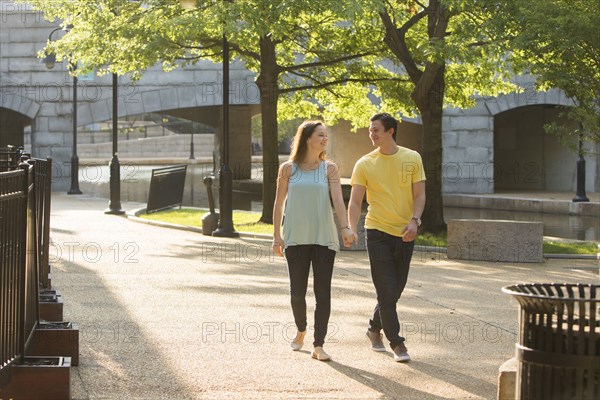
(283, 161, 339, 252)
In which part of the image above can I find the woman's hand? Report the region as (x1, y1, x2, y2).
(272, 236, 284, 256)
(341, 228, 356, 248)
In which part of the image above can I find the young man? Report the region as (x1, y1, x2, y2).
(348, 113, 426, 362)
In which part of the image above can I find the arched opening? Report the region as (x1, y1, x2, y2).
(0, 108, 32, 148)
(493, 105, 578, 192)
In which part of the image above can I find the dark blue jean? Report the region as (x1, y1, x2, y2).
(365, 229, 415, 348)
(284, 245, 335, 347)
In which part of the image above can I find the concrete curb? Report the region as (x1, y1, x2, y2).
(127, 207, 272, 241)
(126, 207, 598, 260)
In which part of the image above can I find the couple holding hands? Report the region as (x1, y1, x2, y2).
(272, 113, 426, 363)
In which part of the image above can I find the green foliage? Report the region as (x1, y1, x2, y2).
(489, 0, 600, 144)
(415, 232, 447, 248)
(251, 115, 302, 141)
(543, 241, 598, 255)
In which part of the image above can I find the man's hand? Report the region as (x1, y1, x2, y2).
(401, 221, 418, 242)
(342, 228, 356, 247)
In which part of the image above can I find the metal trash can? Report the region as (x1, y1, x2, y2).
(502, 283, 600, 400)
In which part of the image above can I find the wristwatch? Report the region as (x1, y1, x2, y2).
(411, 217, 422, 226)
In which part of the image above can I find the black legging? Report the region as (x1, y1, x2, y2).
(284, 244, 335, 347)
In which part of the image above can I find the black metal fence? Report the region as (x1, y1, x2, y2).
(0, 145, 24, 172)
(0, 154, 52, 385)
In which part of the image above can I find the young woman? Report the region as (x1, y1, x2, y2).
(273, 120, 354, 361)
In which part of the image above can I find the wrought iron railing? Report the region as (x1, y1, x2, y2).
(0, 155, 48, 385)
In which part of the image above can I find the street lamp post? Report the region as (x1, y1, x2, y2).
(212, 34, 239, 237)
(572, 123, 589, 203)
(181, 0, 237, 236)
(105, 73, 125, 215)
(42, 27, 82, 195)
(211, 20, 238, 237)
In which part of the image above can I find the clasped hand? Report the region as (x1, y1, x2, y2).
(342, 228, 357, 248)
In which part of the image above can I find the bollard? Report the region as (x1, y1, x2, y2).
(201, 175, 219, 236)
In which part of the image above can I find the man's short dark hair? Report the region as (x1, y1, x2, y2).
(370, 113, 398, 141)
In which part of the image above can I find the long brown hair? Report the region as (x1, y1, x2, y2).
(289, 120, 327, 163)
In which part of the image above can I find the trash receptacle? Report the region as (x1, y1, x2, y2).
(502, 283, 600, 400)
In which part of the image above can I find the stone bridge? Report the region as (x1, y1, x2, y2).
(1, 4, 598, 194)
(1, 5, 259, 190)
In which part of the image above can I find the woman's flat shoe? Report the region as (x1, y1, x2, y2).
(290, 331, 306, 351)
(311, 346, 331, 361)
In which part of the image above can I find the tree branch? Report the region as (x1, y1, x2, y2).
(398, 9, 427, 35)
(379, 10, 423, 83)
(279, 71, 408, 94)
(229, 42, 260, 60)
(280, 52, 377, 73)
(414, 0, 427, 10)
(414, 3, 449, 103)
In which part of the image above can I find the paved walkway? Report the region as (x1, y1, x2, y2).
(49, 193, 599, 400)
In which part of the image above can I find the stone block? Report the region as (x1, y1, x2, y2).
(465, 147, 492, 162)
(33, 130, 64, 147)
(513, 198, 543, 213)
(49, 116, 71, 132)
(195, 70, 220, 86)
(142, 90, 161, 113)
(442, 194, 481, 209)
(124, 94, 144, 116)
(3, 42, 35, 57)
(541, 200, 570, 215)
(457, 131, 493, 148)
(457, 101, 491, 116)
(442, 131, 458, 147)
(576, 202, 600, 217)
(159, 88, 179, 110)
(450, 115, 491, 131)
(177, 86, 197, 108)
(443, 147, 466, 163)
(196, 82, 219, 106)
(497, 357, 517, 400)
(91, 99, 110, 123)
(447, 219, 543, 263)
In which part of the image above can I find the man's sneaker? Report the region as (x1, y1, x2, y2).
(392, 342, 411, 362)
(366, 330, 386, 352)
(290, 330, 306, 351)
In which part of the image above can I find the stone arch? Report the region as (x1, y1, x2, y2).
(78, 83, 258, 126)
(491, 101, 595, 192)
(0, 102, 37, 147)
(0, 92, 41, 120)
(483, 87, 576, 116)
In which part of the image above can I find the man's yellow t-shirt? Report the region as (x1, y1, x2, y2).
(350, 146, 426, 237)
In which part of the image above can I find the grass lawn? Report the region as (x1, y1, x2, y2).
(139, 208, 598, 255)
(140, 207, 273, 235)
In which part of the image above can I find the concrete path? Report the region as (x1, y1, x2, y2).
(48, 193, 599, 399)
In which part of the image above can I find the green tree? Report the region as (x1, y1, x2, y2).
(325, 0, 516, 232)
(491, 0, 600, 147)
(30, 0, 389, 223)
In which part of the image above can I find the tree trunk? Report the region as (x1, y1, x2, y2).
(257, 36, 280, 224)
(414, 67, 447, 234)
